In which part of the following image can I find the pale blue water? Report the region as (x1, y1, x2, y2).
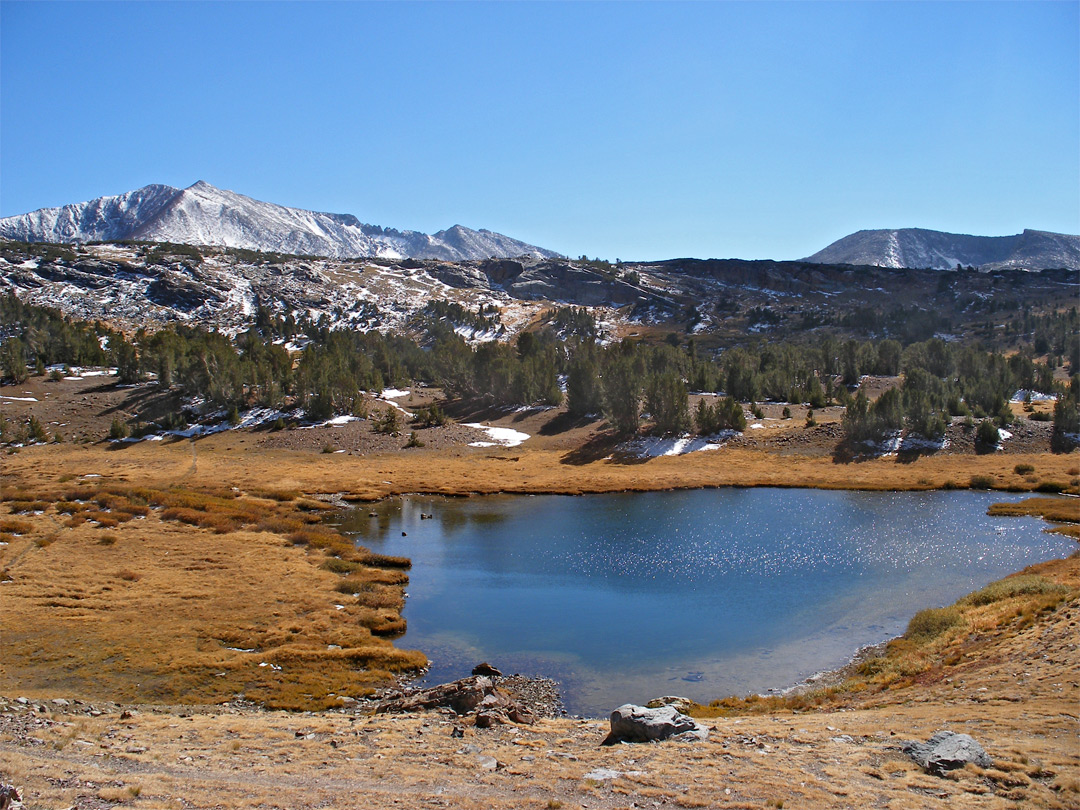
(335, 489, 1075, 716)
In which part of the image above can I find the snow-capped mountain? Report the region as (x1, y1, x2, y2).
(0, 181, 561, 261)
(803, 228, 1080, 271)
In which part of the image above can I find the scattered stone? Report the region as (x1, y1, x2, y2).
(450, 726, 464, 738)
(476, 754, 502, 771)
(50, 698, 69, 707)
(0, 783, 22, 810)
(602, 704, 710, 745)
(472, 662, 503, 677)
(584, 767, 625, 781)
(376, 675, 536, 726)
(475, 711, 502, 729)
(903, 730, 993, 775)
(457, 743, 481, 755)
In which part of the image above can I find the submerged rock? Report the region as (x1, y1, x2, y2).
(602, 703, 709, 745)
(903, 730, 993, 775)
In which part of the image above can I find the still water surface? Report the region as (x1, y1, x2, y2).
(335, 489, 1073, 716)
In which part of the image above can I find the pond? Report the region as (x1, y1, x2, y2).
(334, 489, 1074, 716)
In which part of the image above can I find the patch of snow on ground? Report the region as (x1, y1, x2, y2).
(298, 414, 361, 429)
(621, 431, 738, 457)
(0, 395, 38, 402)
(380, 388, 410, 399)
(1011, 390, 1058, 403)
(860, 431, 903, 456)
(63, 367, 118, 379)
(899, 433, 949, 452)
(464, 423, 530, 447)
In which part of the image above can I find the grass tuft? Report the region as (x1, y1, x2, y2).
(904, 606, 965, 642)
(960, 574, 1070, 607)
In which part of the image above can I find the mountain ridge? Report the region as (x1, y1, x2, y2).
(0, 181, 562, 262)
(803, 227, 1080, 271)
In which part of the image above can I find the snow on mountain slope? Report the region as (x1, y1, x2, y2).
(0, 181, 561, 262)
(803, 228, 1080, 271)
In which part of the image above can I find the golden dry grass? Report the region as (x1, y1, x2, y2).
(4, 438, 1077, 505)
(988, 496, 1080, 525)
(0, 485, 424, 711)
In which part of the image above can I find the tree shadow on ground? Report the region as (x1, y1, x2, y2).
(538, 411, 595, 436)
(560, 430, 650, 466)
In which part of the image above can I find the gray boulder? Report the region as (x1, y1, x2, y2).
(903, 730, 993, 775)
(602, 703, 709, 745)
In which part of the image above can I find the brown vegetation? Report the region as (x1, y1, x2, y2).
(0, 481, 424, 711)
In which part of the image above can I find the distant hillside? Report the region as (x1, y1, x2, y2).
(803, 228, 1080, 271)
(0, 181, 561, 262)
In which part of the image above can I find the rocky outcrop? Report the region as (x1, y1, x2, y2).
(602, 703, 709, 745)
(0, 783, 23, 810)
(375, 675, 535, 726)
(903, 730, 993, 775)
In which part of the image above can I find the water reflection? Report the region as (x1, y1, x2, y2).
(331, 489, 1073, 716)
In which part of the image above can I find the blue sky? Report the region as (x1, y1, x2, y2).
(2, 1, 1077, 260)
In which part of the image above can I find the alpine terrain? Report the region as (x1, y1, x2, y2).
(803, 227, 1080, 272)
(0, 181, 561, 262)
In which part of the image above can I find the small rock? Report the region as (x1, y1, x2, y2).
(472, 662, 503, 677)
(475, 711, 504, 729)
(51, 698, 69, 707)
(903, 730, 992, 775)
(457, 743, 481, 755)
(476, 754, 505, 771)
(584, 767, 624, 781)
(450, 726, 464, 738)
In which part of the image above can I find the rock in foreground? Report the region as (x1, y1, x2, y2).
(375, 675, 536, 726)
(903, 730, 993, 775)
(602, 703, 709, 745)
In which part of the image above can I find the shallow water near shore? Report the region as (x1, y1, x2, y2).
(334, 489, 1074, 716)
